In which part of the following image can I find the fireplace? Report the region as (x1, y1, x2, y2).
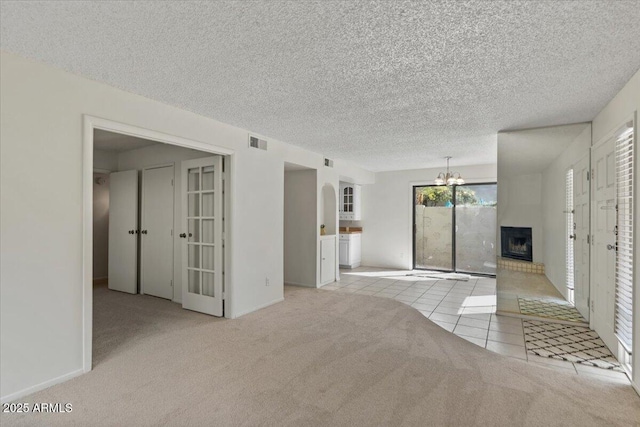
(501, 227, 533, 262)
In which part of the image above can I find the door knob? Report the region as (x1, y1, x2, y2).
(179, 233, 187, 238)
(607, 244, 617, 251)
(141, 230, 148, 235)
(128, 230, 134, 234)
(569, 234, 576, 240)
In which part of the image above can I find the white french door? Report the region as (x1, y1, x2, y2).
(108, 170, 138, 294)
(591, 137, 617, 349)
(573, 154, 590, 320)
(141, 165, 175, 300)
(181, 157, 224, 316)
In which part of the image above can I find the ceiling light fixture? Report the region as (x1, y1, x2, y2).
(434, 156, 465, 186)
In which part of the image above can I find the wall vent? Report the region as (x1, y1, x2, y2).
(249, 135, 267, 150)
(324, 158, 334, 167)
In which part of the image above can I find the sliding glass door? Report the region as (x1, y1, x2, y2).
(455, 184, 498, 274)
(414, 186, 453, 270)
(413, 183, 497, 275)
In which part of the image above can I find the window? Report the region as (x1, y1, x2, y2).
(614, 124, 634, 355)
(566, 168, 574, 304)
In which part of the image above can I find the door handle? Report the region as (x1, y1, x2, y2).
(128, 230, 135, 234)
(141, 230, 148, 235)
(179, 233, 187, 238)
(606, 244, 617, 251)
(569, 234, 576, 240)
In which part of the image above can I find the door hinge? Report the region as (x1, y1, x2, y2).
(590, 298, 594, 311)
(586, 171, 590, 181)
(171, 229, 173, 236)
(587, 234, 590, 244)
(171, 179, 174, 186)
(170, 280, 173, 287)
(222, 292, 225, 300)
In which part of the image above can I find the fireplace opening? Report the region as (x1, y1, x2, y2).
(501, 227, 532, 262)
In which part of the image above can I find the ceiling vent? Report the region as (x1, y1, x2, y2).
(249, 135, 267, 150)
(324, 158, 334, 168)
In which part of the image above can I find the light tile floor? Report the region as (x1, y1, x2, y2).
(322, 267, 630, 385)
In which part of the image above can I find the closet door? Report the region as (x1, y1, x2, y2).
(181, 157, 224, 316)
(108, 170, 138, 294)
(141, 165, 175, 300)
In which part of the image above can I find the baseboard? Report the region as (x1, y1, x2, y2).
(284, 281, 316, 288)
(0, 368, 84, 404)
(92, 277, 108, 285)
(631, 379, 639, 397)
(232, 297, 285, 318)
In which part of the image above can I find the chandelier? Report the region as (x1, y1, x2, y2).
(434, 156, 465, 186)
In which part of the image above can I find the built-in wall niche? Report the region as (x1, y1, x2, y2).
(321, 183, 337, 235)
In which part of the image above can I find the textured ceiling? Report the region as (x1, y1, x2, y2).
(498, 123, 590, 178)
(2, 1, 639, 172)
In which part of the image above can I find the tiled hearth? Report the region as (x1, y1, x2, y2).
(497, 257, 545, 274)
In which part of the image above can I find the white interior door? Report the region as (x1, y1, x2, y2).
(141, 165, 175, 300)
(574, 154, 590, 320)
(108, 170, 138, 294)
(181, 157, 224, 316)
(591, 137, 616, 349)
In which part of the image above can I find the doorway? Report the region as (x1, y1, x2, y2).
(84, 116, 234, 373)
(413, 183, 497, 275)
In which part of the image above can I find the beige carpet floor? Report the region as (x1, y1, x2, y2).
(2, 284, 639, 426)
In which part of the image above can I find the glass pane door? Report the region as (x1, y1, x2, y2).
(182, 156, 224, 317)
(414, 186, 453, 270)
(455, 184, 497, 275)
(186, 165, 217, 298)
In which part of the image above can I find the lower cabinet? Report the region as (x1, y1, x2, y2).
(339, 233, 361, 269)
(320, 236, 336, 285)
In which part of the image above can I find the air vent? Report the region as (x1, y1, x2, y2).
(324, 158, 334, 167)
(248, 135, 267, 150)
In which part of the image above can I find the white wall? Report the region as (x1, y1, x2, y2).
(591, 68, 640, 388)
(284, 170, 317, 287)
(496, 173, 544, 263)
(94, 149, 118, 171)
(0, 52, 373, 401)
(360, 164, 497, 269)
(541, 125, 591, 297)
(92, 173, 110, 279)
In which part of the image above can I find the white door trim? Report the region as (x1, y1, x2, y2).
(82, 115, 235, 374)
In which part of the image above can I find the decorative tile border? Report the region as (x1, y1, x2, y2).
(523, 320, 622, 371)
(497, 257, 544, 274)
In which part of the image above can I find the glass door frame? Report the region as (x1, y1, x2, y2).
(412, 182, 497, 277)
